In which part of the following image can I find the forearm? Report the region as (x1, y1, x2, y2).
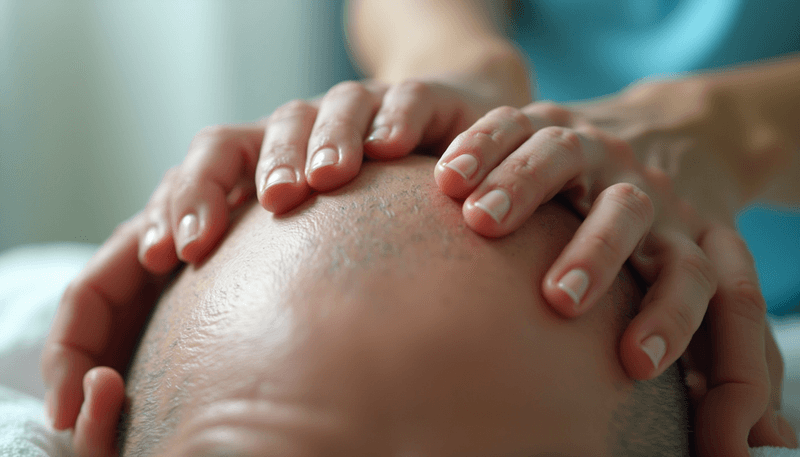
(702, 53, 800, 204)
(346, 0, 532, 107)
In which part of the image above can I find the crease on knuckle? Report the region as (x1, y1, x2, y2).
(535, 126, 582, 157)
(397, 79, 431, 99)
(580, 230, 622, 265)
(679, 249, 717, 300)
(664, 299, 699, 340)
(717, 276, 767, 324)
(487, 106, 532, 140)
(605, 183, 655, 228)
(270, 99, 314, 123)
(327, 80, 369, 99)
(525, 102, 574, 126)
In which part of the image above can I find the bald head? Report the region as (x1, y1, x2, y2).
(120, 156, 689, 456)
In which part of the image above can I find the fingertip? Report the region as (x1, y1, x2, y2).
(541, 272, 588, 318)
(258, 167, 311, 214)
(74, 367, 125, 457)
(619, 325, 666, 380)
(462, 191, 514, 238)
(364, 124, 417, 159)
(139, 229, 179, 274)
(259, 182, 311, 214)
(434, 162, 474, 199)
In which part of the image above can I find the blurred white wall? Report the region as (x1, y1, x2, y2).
(0, 0, 357, 251)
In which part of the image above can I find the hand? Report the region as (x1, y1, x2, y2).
(42, 76, 510, 435)
(139, 78, 501, 269)
(433, 76, 789, 455)
(40, 163, 187, 432)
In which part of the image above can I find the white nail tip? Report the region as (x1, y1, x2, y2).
(179, 213, 199, 244)
(641, 335, 666, 370)
(310, 148, 338, 171)
(557, 269, 590, 307)
(474, 189, 511, 223)
(143, 225, 162, 249)
(444, 154, 479, 180)
(266, 167, 296, 188)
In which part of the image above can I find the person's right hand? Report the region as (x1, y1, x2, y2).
(139, 78, 502, 269)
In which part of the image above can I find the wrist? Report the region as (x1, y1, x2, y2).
(374, 39, 533, 108)
(703, 73, 798, 203)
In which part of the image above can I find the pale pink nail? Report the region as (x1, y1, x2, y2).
(265, 167, 296, 189)
(474, 189, 511, 223)
(142, 224, 163, 253)
(641, 334, 666, 370)
(309, 148, 338, 172)
(557, 268, 590, 308)
(366, 126, 391, 142)
(444, 154, 479, 180)
(178, 213, 199, 249)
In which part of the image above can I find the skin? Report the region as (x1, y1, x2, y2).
(41, 2, 800, 454)
(133, 156, 643, 456)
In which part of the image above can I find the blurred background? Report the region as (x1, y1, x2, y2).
(1, 0, 357, 249)
(1, 0, 797, 314)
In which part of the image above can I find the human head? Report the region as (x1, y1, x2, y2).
(118, 156, 690, 456)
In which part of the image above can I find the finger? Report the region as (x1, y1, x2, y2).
(171, 123, 265, 263)
(692, 225, 775, 456)
(620, 230, 715, 380)
(73, 367, 125, 457)
(138, 167, 179, 274)
(461, 126, 591, 237)
(41, 215, 166, 430)
(365, 81, 470, 160)
(434, 106, 538, 198)
(305, 81, 383, 191)
(542, 182, 654, 316)
(257, 100, 316, 213)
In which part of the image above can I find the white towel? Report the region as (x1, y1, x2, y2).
(0, 243, 798, 456)
(0, 386, 72, 457)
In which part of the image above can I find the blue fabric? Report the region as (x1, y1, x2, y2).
(510, 0, 800, 315)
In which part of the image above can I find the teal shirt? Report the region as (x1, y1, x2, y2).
(511, 0, 800, 314)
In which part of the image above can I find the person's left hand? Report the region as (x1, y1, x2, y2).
(432, 78, 796, 456)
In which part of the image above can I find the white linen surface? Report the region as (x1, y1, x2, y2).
(0, 243, 798, 456)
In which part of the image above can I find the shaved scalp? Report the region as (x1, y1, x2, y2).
(117, 158, 691, 457)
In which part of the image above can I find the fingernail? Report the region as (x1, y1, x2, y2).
(474, 189, 511, 223)
(142, 224, 164, 253)
(178, 213, 199, 250)
(264, 167, 296, 192)
(444, 154, 479, 180)
(557, 268, 590, 308)
(366, 126, 391, 142)
(641, 334, 666, 370)
(309, 147, 338, 173)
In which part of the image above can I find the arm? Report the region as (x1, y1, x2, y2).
(347, 0, 532, 108)
(702, 53, 800, 205)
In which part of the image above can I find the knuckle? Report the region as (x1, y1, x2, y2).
(535, 126, 583, 155)
(314, 117, 356, 136)
(664, 299, 699, 340)
(605, 183, 655, 227)
(327, 80, 370, 99)
(525, 102, 573, 126)
(679, 248, 717, 296)
(396, 79, 431, 99)
(270, 99, 314, 123)
(718, 276, 767, 323)
(193, 124, 231, 142)
(487, 105, 533, 134)
(581, 231, 622, 265)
